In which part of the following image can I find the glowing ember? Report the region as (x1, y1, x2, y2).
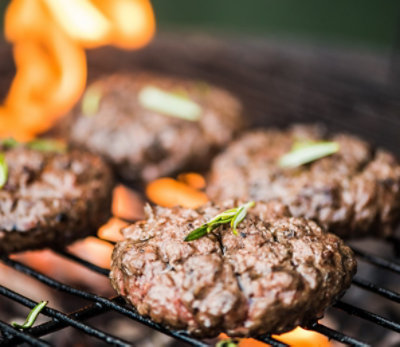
(8, 184, 148, 292)
(98, 217, 128, 242)
(273, 327, 331, 347)
(219, 327, 331, 347)
(146, 177, 209, 208)
(112, 184, 146, 221)
(68, 236, 113, 269)
(0, 0, 155, 140)
(11, 249, 114, 296)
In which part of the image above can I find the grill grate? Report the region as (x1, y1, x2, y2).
(0, 229, 399, 347)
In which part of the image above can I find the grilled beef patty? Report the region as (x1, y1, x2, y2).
(110, 200, 356, 337)
(207, 125, 400, 238)
(0, 142, 114, 253)
(65, 73, 243, 183)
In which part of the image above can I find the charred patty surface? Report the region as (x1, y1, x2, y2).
(110, 201, 356, 337)
(207, 125, 400, 238)
(0, 142, 114, 253)
(66, 73, 243, 183)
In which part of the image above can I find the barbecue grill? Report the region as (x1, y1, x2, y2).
(0, 35, 399, 346)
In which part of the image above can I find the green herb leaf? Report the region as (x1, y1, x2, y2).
(216, 338, 238, 347)
(0, 154, 8, 189)
(208, 208, 238, 224)
(184, 201, 255, 242)
(27, 139, 67, 153)
(1, 138, 19, 148)
(184, 225, 208, 242)
(279, 141, 339, 168)
(291, 139, 316, 151)
(81, 85, 103, 116)
(138, 85, 202, 121)
(231, 201, 255, 235)
(12, 300, 48, 329)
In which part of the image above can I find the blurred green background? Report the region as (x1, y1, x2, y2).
(1, 0, 399, 49)
(151, 0, 399, 49)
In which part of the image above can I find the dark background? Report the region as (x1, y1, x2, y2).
(1, 1, 400, 50)
(151, 0, 400, 50)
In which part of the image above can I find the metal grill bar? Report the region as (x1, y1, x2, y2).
(254, 335, 288, 347)
(55, 249, 110, 276)
(1, 238, 399, 346)
(352, 277, 400, 303)
(58, 241, 400, 346)
(352, 247, 400, 274)
(0, 285, 131, 346)
(55, 249, 299, 347)
(334, 301, 400, 333)
(0, 320, 50, 347)
(55, 250, 290, 347)
(59, 245, 400, 336)
(97, 237, 117, 245)
(309, 322, 369, 347)
(3, 301, 110, 346)
(0, 255, 210, 347)
(53, 249, 374, 346)
(0, 252, 302, 347)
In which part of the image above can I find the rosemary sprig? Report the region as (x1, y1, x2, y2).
(184, 201, 255, 242)
(138, 85, 203, 121)
(216, 338, 238, 347)
(81, 84, 103, 116)
(0, 154, 8, 189)
(279, 140, 339, 168)
(0, 138, 67, 153)
(27, 139, 67, 153)
(0, 138, 19, 148)
(12, 300, 48, 329)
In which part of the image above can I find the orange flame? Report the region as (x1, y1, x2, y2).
(146, 176, 209, 209)
(0, 0, 155, 140)
(272, 327, 331, 347)
(219, 328, 331, 347)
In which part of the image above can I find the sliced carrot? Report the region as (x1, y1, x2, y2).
(146, 177, 208, 208)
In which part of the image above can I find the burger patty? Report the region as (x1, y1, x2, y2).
(110, 200, 356, 337)
(65, 73, 243, 183)
(207, 125, 400, 238)
(0, 141, 114, 253)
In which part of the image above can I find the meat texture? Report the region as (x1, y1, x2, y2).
(207, 125, 400, 238)
(110, 200, 356, 337)
(65, 73, 243, 183)
(0, 142, 114, 253)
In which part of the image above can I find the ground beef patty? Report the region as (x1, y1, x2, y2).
(110, 200, 356, 337)
(66, 73, 243, 183)
(0, 141, 114, 253)
(207, 125, 400, 238)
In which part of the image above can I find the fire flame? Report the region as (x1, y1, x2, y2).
(0, 0, 155, 140)
(146, 175, 209, 208)
(220, 328, 331, 347)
